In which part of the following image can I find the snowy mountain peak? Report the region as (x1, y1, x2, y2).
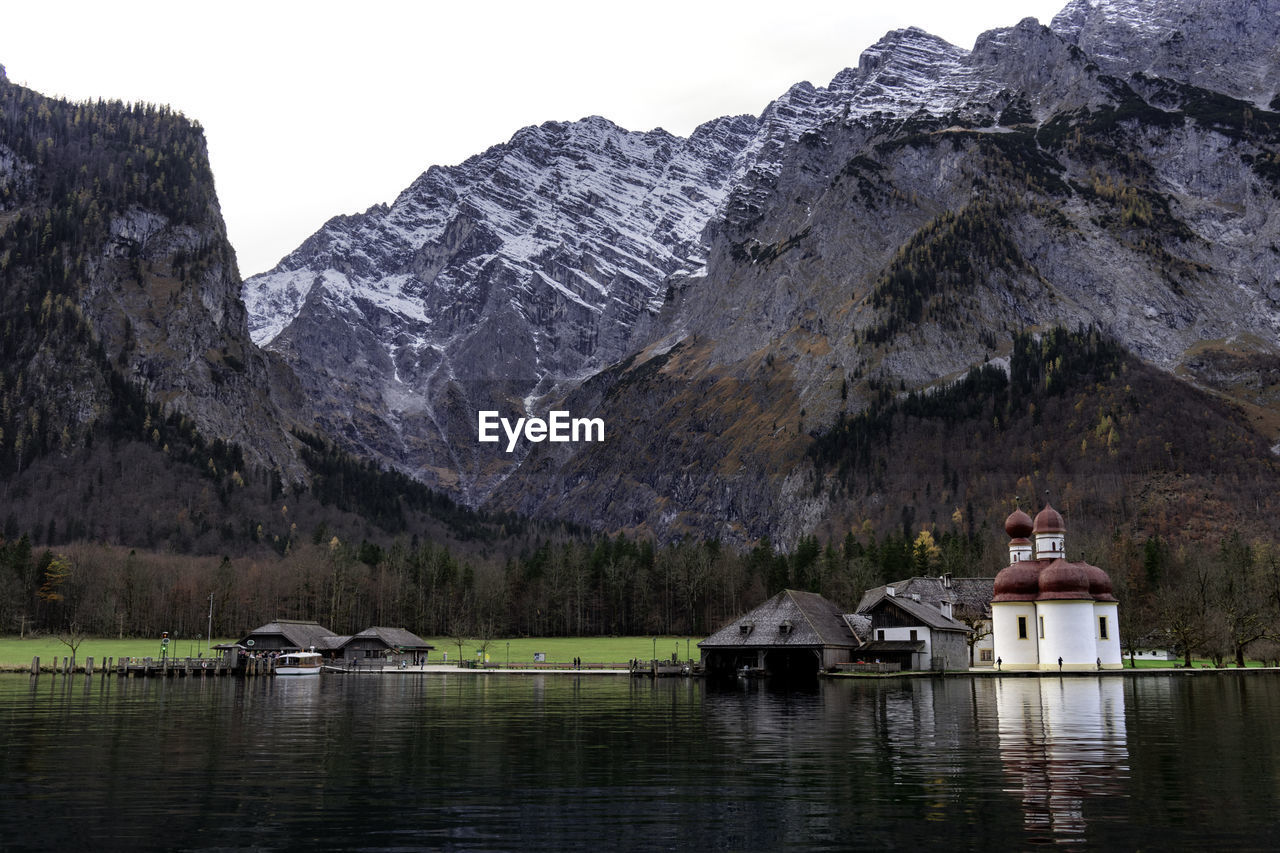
(240, 0, 1280, 509)
(855, 26, 966, 76)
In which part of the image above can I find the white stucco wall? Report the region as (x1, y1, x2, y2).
(992, 602, 1039, 670)
(1037, 599, 1098, 670)
(1095, 602, 1122, 669)
(879, 625, 931, 666)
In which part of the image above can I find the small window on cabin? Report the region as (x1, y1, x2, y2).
(877, 630, 885, 641)
(1039, 616, 1045, 640)
(1099, 616, 1108, 640)
(1017, 616, 1028, 640)
(909, 629, 918, 642)
(980, 649, 994, 662)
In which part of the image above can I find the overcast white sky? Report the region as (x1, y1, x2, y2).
(1, 0, 1069, 277)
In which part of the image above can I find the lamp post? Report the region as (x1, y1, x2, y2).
(206, 593, 213, 657)
(652, 637, 656, 663)
(506, 642, 510, 668)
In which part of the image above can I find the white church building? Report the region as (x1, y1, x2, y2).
(991, 503, 1122, 671)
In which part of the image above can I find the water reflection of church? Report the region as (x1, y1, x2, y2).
(992, 503, 1123, 671)
(996, 677, 1129, 841)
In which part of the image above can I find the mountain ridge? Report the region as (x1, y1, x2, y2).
(139, 1, 1280, 545)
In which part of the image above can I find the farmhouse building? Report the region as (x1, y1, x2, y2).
(856, 588, 972, 671)
(856, 575, 996, 666)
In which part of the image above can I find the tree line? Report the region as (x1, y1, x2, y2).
(4, 513, 1280, 665)
(0, 518, 982, 642)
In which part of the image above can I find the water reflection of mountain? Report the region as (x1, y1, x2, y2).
(995, 677, 1129, 843)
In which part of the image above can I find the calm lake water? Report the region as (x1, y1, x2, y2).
(1, 671, 1278, 851)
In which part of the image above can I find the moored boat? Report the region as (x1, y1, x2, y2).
(275, 651, 322, 676)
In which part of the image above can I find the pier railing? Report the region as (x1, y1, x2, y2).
(116, 656, 233, 677)
(832, 662, 902, 674)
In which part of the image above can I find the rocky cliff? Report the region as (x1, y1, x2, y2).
(244, 114, 762, 496)
(0, 68, 302, 481)
(243, 0, 1280, 545)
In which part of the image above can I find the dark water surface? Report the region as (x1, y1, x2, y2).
(2, 671, 1278, 851)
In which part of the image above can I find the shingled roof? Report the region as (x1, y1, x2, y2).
(861, 591, 972, 633)
(240, 619, 339, 651)
(700, 589, 861, 650)
(855, 576, 995, 619)
(345, 627, 434, 651)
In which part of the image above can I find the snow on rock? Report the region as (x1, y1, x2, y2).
(239, 0, 1280, 506)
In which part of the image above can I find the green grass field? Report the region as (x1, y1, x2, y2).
(0, 630, 235, 666)
(0, 636, 235, 668)
(2, 634, 1263, 671)
(0, 635, 703, 669)
(422, 636, 703, 665)
(1124, 657, 1265, 669)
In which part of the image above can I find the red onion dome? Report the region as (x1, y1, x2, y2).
(1005, 508, 1034, 539)
(1082, 562, 1117, 602)
(1036, 559, 1091, 600)
(1033, 504, 1065, 535)
(993, 561, 1040, 602)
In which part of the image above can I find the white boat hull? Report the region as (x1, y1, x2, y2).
(274, 651, 323, 676)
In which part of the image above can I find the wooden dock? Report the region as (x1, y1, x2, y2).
(630, 660, 698, 677)
(17, 655, 235, 677)
(114, 656, 235, 677)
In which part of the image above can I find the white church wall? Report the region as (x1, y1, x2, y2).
(993, 603, 1039, 670)
(1036, 599, 1098, 670)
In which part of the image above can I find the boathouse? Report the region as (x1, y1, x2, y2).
(331, 627, 434, 666)
(856, 589, 972, 671)
(699, 589, 861, 677)
(237, 619, 339, 653)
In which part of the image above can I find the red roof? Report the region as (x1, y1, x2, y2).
(1005, 508, 1034, 539)
(993, 560, 1040, 602)
(1083, 563, 1117, 602)
(1037, 559, 1091, 600)
(1033, 504, 1065, 534)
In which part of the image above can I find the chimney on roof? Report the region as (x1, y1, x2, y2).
(940, 601, 953, 618)
(887, 586, 896, 597)
(910, 593, 921, 602)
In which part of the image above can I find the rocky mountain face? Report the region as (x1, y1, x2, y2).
(1051, 0, 1280, 105)
(0, 67, 302, 481)
(244, 0, 1280, 546)
(244, 114, 762, 495)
